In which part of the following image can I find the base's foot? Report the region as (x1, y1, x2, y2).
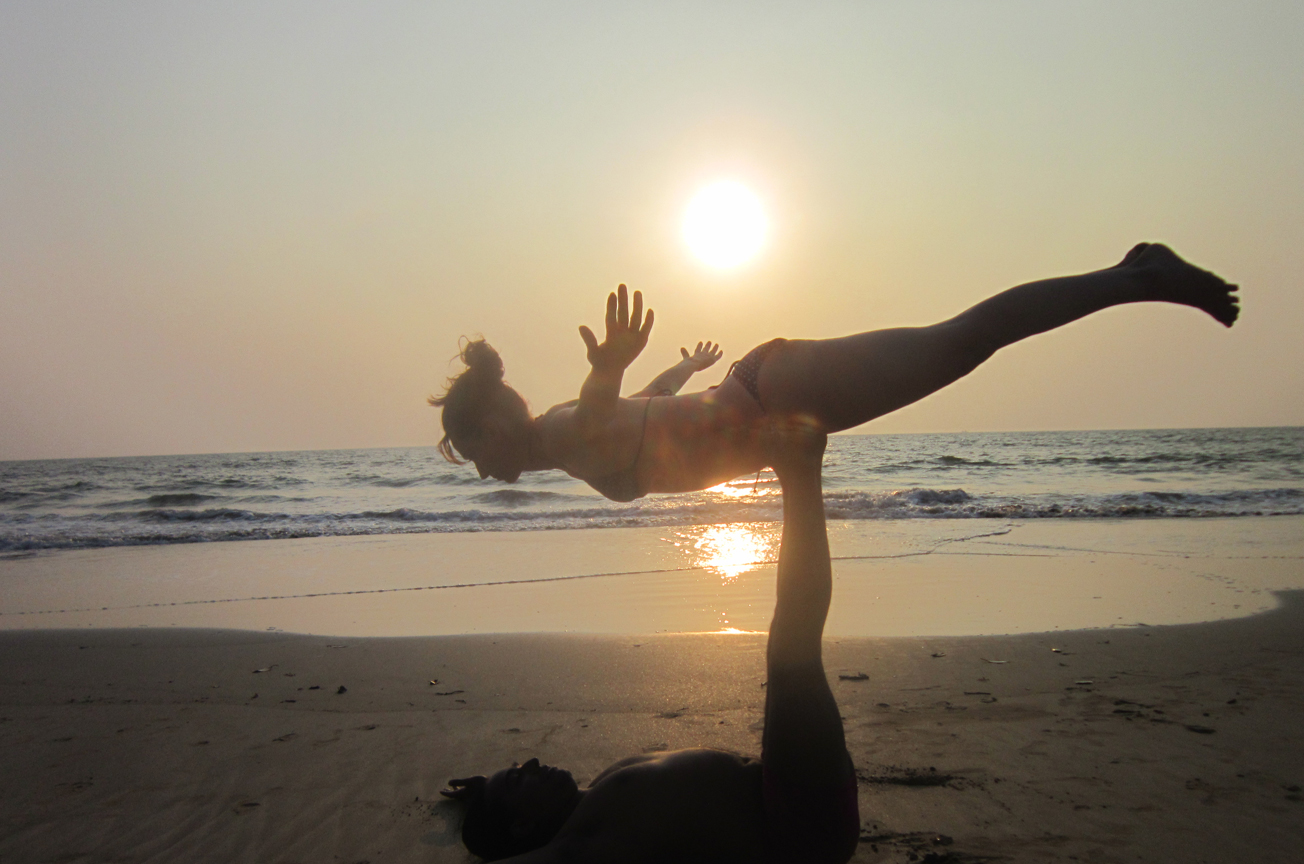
(1121, 242, 1240, 327)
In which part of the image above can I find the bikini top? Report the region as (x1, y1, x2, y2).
(585, 396, 656, 503)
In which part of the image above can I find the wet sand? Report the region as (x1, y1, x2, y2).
(3, 593, 1303, 862)
(4, 517, 1303, 637)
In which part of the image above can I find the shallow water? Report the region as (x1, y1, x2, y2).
(2, 427, 1300, 551)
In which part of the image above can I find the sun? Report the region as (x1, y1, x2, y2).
(682, 181, 767, 268)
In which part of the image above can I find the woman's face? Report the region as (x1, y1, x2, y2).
(484, 758, 580, 843)
(459, 389, 531, 482)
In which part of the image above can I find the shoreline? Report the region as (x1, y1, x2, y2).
(3, 593, 1303, 861)
(3, 516, 1302, 638)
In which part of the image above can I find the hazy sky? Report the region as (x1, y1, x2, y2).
(2, 1, 1301, 461)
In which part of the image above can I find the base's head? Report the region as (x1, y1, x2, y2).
(441, 758, 580, 860)
(429, 339, 533, 482)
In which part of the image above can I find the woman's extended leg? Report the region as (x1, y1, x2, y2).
(758, 243, 1240, 433)
(761, 430, 859, 864)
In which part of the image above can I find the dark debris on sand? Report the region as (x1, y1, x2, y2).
(856, 765, 976, 789)
(858, 830, 1003, 862)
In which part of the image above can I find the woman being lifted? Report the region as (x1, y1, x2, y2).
(432, 243, 1239, 500)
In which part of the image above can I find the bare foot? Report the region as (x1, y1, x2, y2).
(1122, 242, 1240, 327)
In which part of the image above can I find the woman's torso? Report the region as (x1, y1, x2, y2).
(544, 748, 767, 864)
(541, 379, 770, 500)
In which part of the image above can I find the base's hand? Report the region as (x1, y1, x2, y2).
(680, 341, 723, 371)
(578, 284, 654, 371)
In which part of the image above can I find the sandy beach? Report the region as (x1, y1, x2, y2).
(3, 517, 1303, 862)
(3, 589, 1303, 862)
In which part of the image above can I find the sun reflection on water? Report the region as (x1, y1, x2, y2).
(675, 522, 779, 583)
(707, 476, 780, 498)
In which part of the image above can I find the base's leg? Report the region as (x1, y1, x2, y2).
(761, 433, 859, 864)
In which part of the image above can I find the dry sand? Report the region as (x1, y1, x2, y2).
(3, 593, 1303, 863)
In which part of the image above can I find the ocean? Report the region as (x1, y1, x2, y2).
(1, 427, 1301, 553)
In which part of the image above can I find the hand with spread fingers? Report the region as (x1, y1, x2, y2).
(578, 283, 654, 372)
(680, 341, 723, 371)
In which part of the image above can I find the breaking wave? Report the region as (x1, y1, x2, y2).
(2, 429, 1301, 551)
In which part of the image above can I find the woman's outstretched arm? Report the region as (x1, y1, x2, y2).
(630, 342, 723, 397)
(575, 284, 654, 426)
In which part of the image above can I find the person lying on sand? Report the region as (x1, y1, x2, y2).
(431, 243, 1238, 501)
(441, 428, 858, 864)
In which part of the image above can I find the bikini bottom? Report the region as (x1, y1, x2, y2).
(726, 338, 785, 410)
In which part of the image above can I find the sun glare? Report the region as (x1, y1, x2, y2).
(682, 181, 767, 268)
(676, 523, 778, 583)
